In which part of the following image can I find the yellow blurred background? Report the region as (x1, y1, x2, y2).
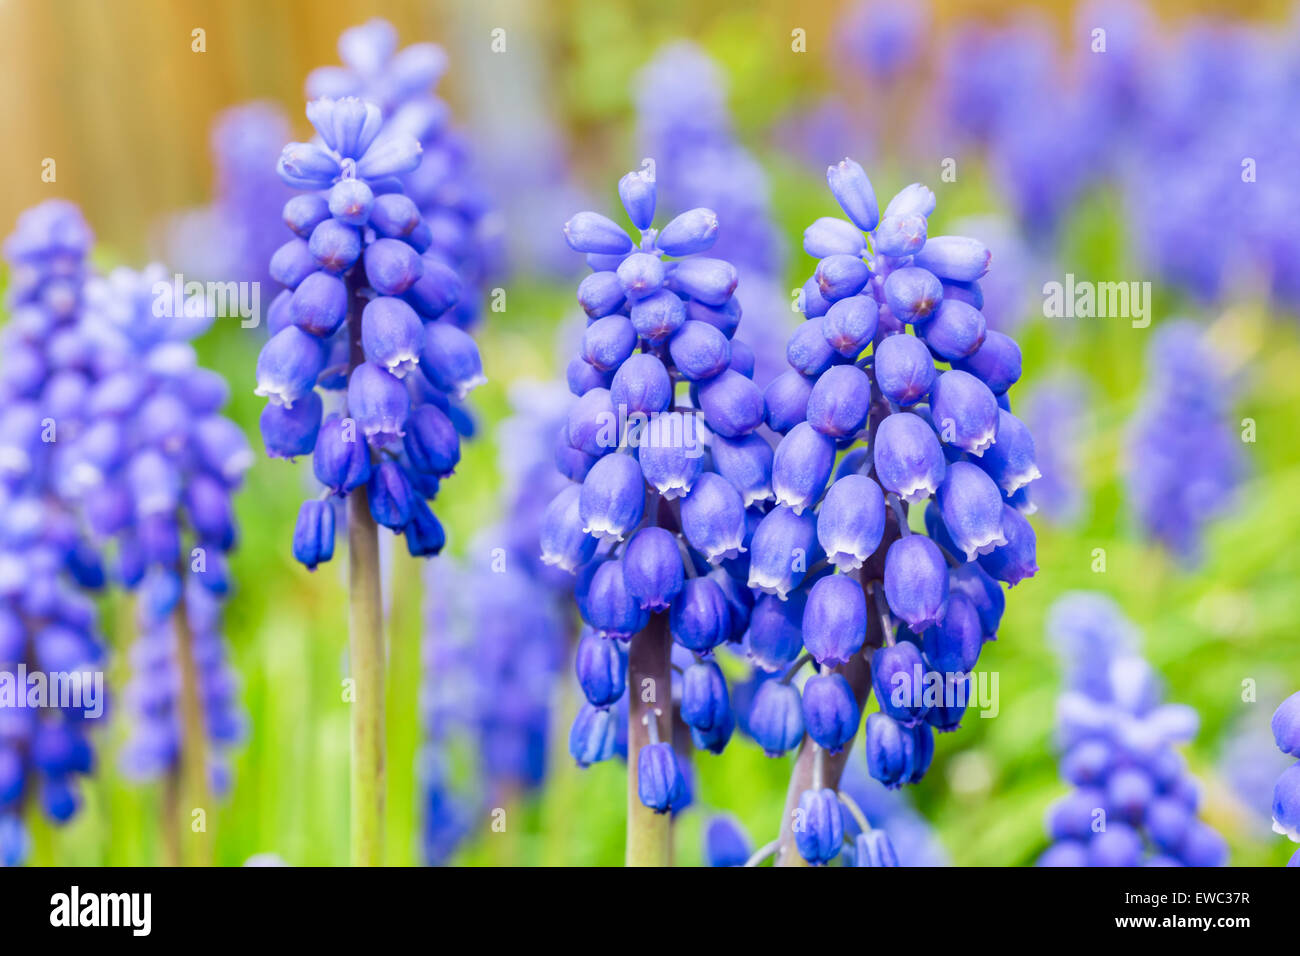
(0, 0, 1287, 261)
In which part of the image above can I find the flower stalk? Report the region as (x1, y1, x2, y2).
(626, 612, 672, 867)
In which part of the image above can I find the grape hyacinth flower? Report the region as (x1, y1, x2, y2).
(547, 163, 765, 865)
(1125, 321, 1244, 566)
(307, 17, 501, 329)
(1269, 690, 1300, 866)
(67, 262, 249, 865)
(256, 80, 486, 865)
(0, 202, 108, 865)
(1038, 593, 1228, 867)
(746, 159, 1038, 866)
(418, 381, 571, 864)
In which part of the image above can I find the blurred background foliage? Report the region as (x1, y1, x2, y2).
(2, 0, 1298, 866)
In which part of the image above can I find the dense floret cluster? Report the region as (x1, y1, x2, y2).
(1039, 594, 1227, 867)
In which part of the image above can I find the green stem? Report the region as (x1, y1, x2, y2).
(625, 611, 671, 867)
(173, 586, 213, 866)
(345, 271, 386, 867)
(348, 469, 385, 866)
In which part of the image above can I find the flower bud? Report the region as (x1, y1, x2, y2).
(802, 574, 867, 667)
(743, 591, 806, 672)
(704, 817, 751, 868)
(954, 330, 1021, 395)
(784, 320, 835, 380)
(821, 295, 878, 358)
(637, 742, 685, 814)
(873, 214, 926, 257)
(404, 256, 461, 318)
(289, 270, 348, 337)
(283, 194, 331, 237)
(1272, 691, 1300, 758)
(873, 410, 946, 503)
(292, 499, 335, 570)
(853, 829, 899, 867)
(403, 403, 460, 477)
(575, 631, 626, 708)
(747, 505, 818, 599)
(422, 321, 486, 398)
(977, 504, 1037, 586)
(884, 182, 936, 219)
(348, 361, 410, 445)
(681, 660, 730, 732)
(795, 788, 844, 865)
(936, 461, 1007, 560)
(815, 254, 871, 302)
(616, 252, 666, 300)
(618, 169, 656, 230)
(764, 370, 814, 433)
(569, 703, 618, 766)
(816, 474, 885, 572)
(802, 673, 860, 753)
(771, 422, 836, 514)
(313, 415, 372, 494)
(710, 433, 774, 507)
(308, 219, 363, 274)
(748, 680, 804, 756)
(403, 498, 445, 557)
(622, 526, 684, 611)
(580, 559, 648, 638)
(806, 364, 871, 438)
(883, 535, 950, 632)
(581, 315, 637, 372)
(367, 460, 414, 530)
(255, 326, 327, 408)
(567, 387, 616, 458)
(637, 411, 704, 499)
(610, 353, 672, 417)
(260, 390, 323, 460)
(540, 485, 598, 572)
(630, 288, 687, 342)
(883, 266, 943, 325)
(657, 208, 719, 257)
(921, 299, 986, 360)
(913, 235, 991, 282)
(827, 158, 879, 232)
(577, 270, 626, 319)
(668, 320, 730, 380)
(931, 369, 999, 457)
(921, 590, 982, 675)
(564, 211, 634, 256)
(803, 216, 866, 258)
(865, 711, 914, 788)
(670, 577, 732, 652)
(667, 257, 737, 306)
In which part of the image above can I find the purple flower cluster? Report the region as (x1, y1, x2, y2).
(256, 94, 485, 566)
(120, 574, 243, 792)
(544, 164, 755, 809)
(0, 202, 108, 864)
(1039, 593, 1227, 867)
(60, 262, 249, 790)
(1125, 321, 1243, 565)
(307, 18, 500, 329)
(758, 159, 1038, 863)
(418, 384, 571, 864)
(1269, 691, 1300, 866)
